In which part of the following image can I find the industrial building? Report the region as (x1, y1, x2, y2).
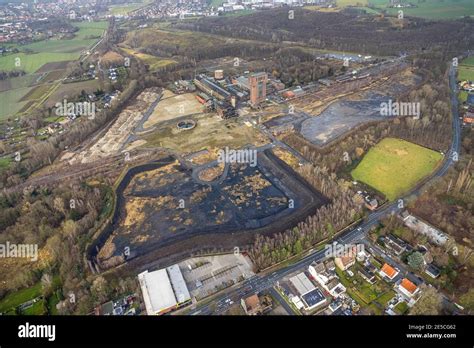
(138, 264, 191, 315)
(289, 272, 327, 311)
(249, 72, 267, 107)
(191, 70, 270, 116)
(193, 74, 231, 101)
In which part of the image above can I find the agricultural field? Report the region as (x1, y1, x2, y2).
(0, 52, 75, 74)
(351, 138, 443, 200)
(44, 79, 100, 108)
(0, 21, 107, 119)
(0, 21, 107, 74)
(367, 0, 474, 20)
(0, 87, 33, 120)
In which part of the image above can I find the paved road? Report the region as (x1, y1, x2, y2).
(185, 61, 462, 316)
(268, 287, 298, 315)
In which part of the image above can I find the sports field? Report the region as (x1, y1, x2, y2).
(351, 138, 443, 200)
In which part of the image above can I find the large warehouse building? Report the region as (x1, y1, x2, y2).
(138, 264, 191, 315)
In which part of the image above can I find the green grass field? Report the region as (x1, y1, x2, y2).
(0, 52, 75, 74)
(21, 299, 47, 315)
(458, 66, 474, 81)
(394, 301, 409, 314)
(367, 0, 474, 20)
(458, 90, 468, 103)
(337, 0, 368, 6)
(210, 0, 225, 8)
(0, 283, 42, 313)
(109, 0, 152, 15)
(0, 157, 11, 173)
(459, 57, 474, 81)
(351, 138, 443, 200)
(461, 57, 474, 66)
(0, 87, 32, 119)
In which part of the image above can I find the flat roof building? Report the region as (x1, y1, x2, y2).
(138, 264, 191, 315)
(139, 269, 177, 315)
(167, 264, 191, 304)
(290, 272, 316, 296)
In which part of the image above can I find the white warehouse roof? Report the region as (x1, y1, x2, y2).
(290, 272, 316, 297)
(138, 269, 177, 315)
(167, 264, 191, 304)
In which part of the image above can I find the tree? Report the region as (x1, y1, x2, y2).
(407, 251, 425, 270)
(410, 287, 442, 315)
(41, 273, 53, 298)
(459, 289, 474, 313)
(91, 276, 110, 304)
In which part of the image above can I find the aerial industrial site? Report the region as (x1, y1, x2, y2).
(0, 0, 473, 345)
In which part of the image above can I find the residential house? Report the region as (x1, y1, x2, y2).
(358, 264, 376, 284)
(334, 247, 356, 271)
(463, 111, 474, 125)
(425, 264, 441, 279)
(384, 234, 407, 256)
(365, 198, 378, 211)
(326, 279, 347, 298)
(308, 261, 346, 298)
(328, 299, 342, 313)
(241, 294, 262, 315)
(396, 278, 421, 306)
(467, 93, 474, 106)
(379, 263, 400, 281)
(356, 248, 370, 262)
